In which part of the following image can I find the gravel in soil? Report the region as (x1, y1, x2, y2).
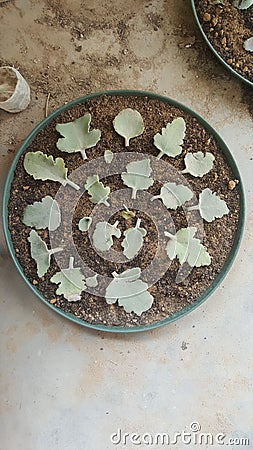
(7, 94, 241, 328)
(195, 0, 253, 84)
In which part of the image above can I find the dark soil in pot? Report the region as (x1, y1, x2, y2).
(7, 94, 241, 328)
(194, 0, 253, 84)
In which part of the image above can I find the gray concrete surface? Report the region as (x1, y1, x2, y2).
(0, 1, 252, 449)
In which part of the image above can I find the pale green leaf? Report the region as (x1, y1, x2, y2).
(151, 182, 193, 210)
(154, 117, 186, 159)
(199, 188, 229, 222)
(121, 158, 154, 199)
(50, 257, 86, 302)
(105, 268, 153, 315)
(86, 274, 98, 288)
(28, 230, 63, 277)
(78, 216, 92, 232)
(104, 149, 114, 164)
(84, 174, 110, 206)
(233, 0, 253, 9)
(244, 37, 253, 52)
(92, 220, 121, 251)
(23, 196, 61, 231)
(122, 218, 146, 259)
(182, 151, 215, 177)
(118, 291, 154, 316)
(56, 113, 101, 160)
(165, 227, 211, 267)
(113, 108, 144, 146)
(24, 151, 80, 190)
(112, 267, 141, 281)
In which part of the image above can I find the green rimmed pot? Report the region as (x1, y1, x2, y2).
(191, 0, 253, 88)
(2, 90, 245, 333)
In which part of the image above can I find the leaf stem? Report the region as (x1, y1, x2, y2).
(131, 188, 137, 199)
(48, 247, 63, 256)
(69, 257, 74, 269)
(80, 149, 87, 160)
(100, 198, 110, 206)
(65, 178, 80, 190)
(151, 195, 160, 202)
(187, 204, 199, 211)
(164, 231, 175, 240)
(157, 151, 163, 159)
(125, 137, 130, 147)
(135, 218, 142, 228)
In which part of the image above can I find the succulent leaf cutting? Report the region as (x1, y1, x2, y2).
(78, 216, 92, 232)
(122, 218, 147, 259)
(187, 188, 229, 222)
(24, 151, 80, 190)
(182, 151, 215, 177)
(28, 230, 63, 278)
(50, 257, 86, 302)
(113, 108, 144, 146)
(56, 113, 101, 160)
(84, 174, 110, 206)
(151, 182, 193, 210)
(154, 117, 186, 159)
(121, 158, 154, 199)
(165, 227, 211, 267)
(92, 221, 121, 252)
(105, 268, 154, 315)
(23, 196, 61, 231)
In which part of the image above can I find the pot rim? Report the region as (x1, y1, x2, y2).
(191, 0, 253, 89)
(2, 89, 246, 333)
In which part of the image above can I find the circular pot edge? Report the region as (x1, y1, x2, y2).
(2, 89, 246, 333)
(191, 0, 253, 89)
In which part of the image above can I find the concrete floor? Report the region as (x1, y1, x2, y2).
(0, 1, 253, 449)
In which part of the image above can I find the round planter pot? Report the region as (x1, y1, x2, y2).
(2, 90, 245, 333)
(0, 66, 30, 113)
(191, 0, 253, 88)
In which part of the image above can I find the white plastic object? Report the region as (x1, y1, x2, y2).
(0, 66, 30, 113)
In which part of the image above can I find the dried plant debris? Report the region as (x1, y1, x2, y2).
(105, 268, 154, 315)
(24, 151, 80, 190)
(121, 205, 136, 220)
(23, 196, 61, 231)
(121, 158, 154, 199)
(154, 117, 186, 159)
(113, 108, 144, 146)
(56, 113, 101, 160)
(151, 182, 193, 210)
